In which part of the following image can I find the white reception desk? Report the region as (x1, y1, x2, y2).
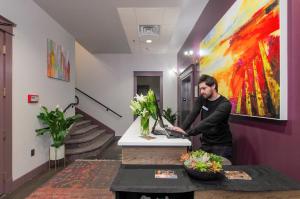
(118, 117, 191, 165)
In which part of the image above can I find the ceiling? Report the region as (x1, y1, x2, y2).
(33, 0, 209, 54)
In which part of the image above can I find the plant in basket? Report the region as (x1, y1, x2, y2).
(180, 150, 224, 180)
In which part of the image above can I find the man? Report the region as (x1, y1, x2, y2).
(172, 74, 233, 161)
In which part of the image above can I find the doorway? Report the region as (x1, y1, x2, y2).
(134, 71, 163, 111)
(0, 15, 14, 193)
(180, 75, 192, 125)
(178, 64, 202, 149)
(178, 65, 196, 126)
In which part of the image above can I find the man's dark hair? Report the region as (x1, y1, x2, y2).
(198, 74, 218, 92)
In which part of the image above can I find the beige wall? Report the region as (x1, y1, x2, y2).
(0, 0, 76, 180)
(75, 42, 178, 136)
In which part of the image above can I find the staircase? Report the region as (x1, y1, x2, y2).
(65, 109, 115, 161)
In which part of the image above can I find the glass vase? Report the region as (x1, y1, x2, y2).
(140, 115, 150, 136)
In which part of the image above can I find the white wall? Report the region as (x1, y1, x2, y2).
(0, 0, 76, 180)
(76, 42, 177, 136)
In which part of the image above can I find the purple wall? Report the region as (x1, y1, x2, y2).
(177, 0, 235, 70)
(177, 0, 300, 181)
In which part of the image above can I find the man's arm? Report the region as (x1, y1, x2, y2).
(181, 97, 202, 131)
(186, 101, 231, 136)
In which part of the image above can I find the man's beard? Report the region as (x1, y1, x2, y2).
(203, 92, 213, 99)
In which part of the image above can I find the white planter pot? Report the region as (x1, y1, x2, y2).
(49, 145, 65, 160)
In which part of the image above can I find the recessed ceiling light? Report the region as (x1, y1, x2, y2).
(146, 40, 152, 44)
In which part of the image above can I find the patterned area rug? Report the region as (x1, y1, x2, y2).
(27, 160, 120, 199)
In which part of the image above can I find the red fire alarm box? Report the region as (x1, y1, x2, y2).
(28, 94, 39, 103)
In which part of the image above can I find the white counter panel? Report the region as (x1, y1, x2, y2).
(118, 117, 191, 147)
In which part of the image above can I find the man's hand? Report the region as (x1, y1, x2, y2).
(169, 126, 187, 135)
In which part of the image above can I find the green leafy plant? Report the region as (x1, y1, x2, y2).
(180, 150, 223, 173)
(35, 106, 82, 148)
(162, 107, 177, 125)
(130, 89, 157, 135)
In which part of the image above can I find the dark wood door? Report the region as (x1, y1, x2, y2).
(180, 75, 192, 125)
(0, 15, 14, 193)
(178, 65, 195, 126)
(178, 64, 203, 149)
(0, 29, 4, 193)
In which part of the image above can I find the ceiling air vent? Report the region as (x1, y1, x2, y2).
(138, 25, 160, 37)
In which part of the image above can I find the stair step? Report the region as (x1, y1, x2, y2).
(70, 125, 99, 136)
(65, 129, 105, 144)
(66, 133, 114, 155)
(75, 120, 91, 127)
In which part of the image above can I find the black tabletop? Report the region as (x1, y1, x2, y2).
(110, 164, 300, 193)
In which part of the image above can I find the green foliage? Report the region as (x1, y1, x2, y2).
(209, 153, 223, 163)
(162, 107, 176, 125)
(195, 161, 210, 172)
(35, 106, 82, 148)
(130, 89, 157, 119)
(130, 89, 157, 135)
(182, 150, 223, 173)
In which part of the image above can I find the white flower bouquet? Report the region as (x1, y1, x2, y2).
(130, 89, 157, 136)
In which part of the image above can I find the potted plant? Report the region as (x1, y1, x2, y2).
(130, 89, 157, 136)
(180, 150, 224, 180)
(162, 107, 177, 125)
(35, 106, 82, 160)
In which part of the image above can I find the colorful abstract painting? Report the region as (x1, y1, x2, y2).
(47, 39, 70, 81)
(199, 0, 287, 119)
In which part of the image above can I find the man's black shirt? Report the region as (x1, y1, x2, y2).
(181, 95, 232, 146)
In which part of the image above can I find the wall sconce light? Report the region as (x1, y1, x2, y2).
(184, 50, 194, 57)
(170, 67, 185, 76)
(171, 67, 178, 74)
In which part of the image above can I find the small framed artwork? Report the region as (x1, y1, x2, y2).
(47, 39, 70, 81)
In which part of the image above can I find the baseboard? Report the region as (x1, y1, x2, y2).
(10, 161, 48, 192)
